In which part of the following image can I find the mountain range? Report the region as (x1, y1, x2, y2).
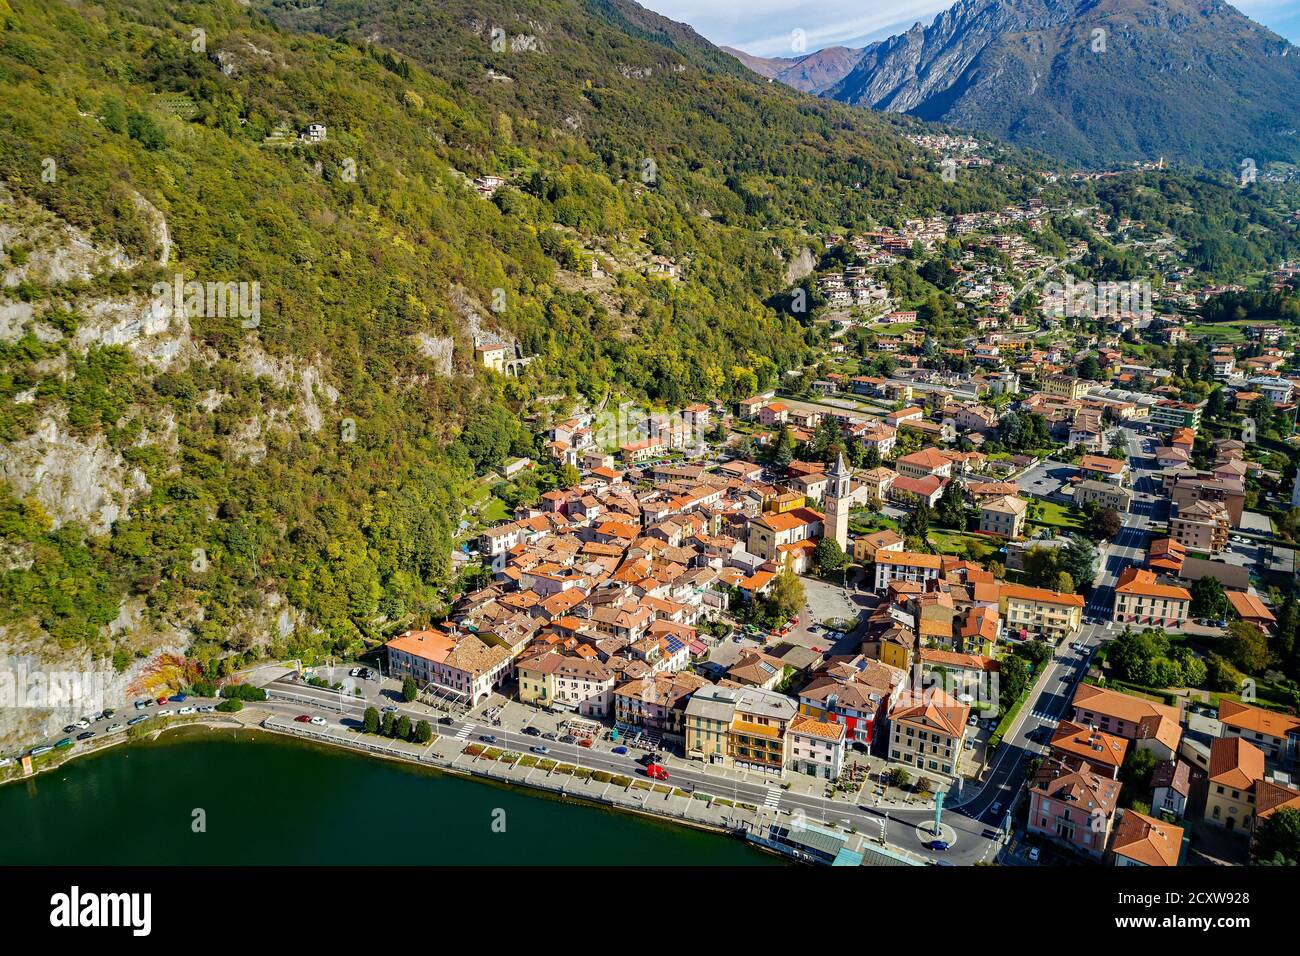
(725, 0, 1300, 167)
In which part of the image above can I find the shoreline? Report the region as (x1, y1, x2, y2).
(3, 714, 791, 863)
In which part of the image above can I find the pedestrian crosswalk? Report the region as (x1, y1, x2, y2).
(454, 723, 473, 741)
(763, 787, 782, 810)
(1027, 708, 1058, 722)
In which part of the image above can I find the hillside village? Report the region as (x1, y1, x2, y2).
(402, 191, 1300, 866)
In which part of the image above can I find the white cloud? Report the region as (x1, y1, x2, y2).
(641, 0, 1300, 55)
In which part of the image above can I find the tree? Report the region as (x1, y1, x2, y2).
(887, 767, 911, 788)
(813, 537, 847, 575)
(1119, 748, 1158, 797)
(1054, 570, 1075, 595)
(863, 444, 882, 470)
(1077, 355, 1102, 381)
(903, 501, 933, 539)
(1224, 621, 1272, 675)
(415, 719, 433, 744)
(559, 463, 581, 487)
(769, 566, 806, 621)
(1095, 507, 1122, 540)
(771, 425, 796, 469)
(402, 676, 418, 702)
(1190, 576, 1230, 622)
(1206, 652, 1246, 693)
(1059, 536, 1097, 589)
(396, 714, 412, 741)
(1253, 807, 1300, 865)
(381, 711, 397, 738)
(363, 706, 380, 734)
(1000, 655, 1032, 706)
(937, 478, 967, 530)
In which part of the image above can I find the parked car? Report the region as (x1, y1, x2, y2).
(1028, 847, 1041, 862)
(559, 734, 577, 744)
(294, 714, 312, 723)
(522, 726, 541, 737)
(63, 725, 77, 734)
(612, 746, 629, 755)
(310, 716, 327, 727)
(54, 738, 74, 750)
(643, 763, 669, 781)
(349, 668, 360, 677)
(177, 706, 196, 715)
(76, 731, 95, 741)
(578, 739, 593, 748)
(106, 723, 124, 733)
(156, 696, 170, 705)
(75, 718, 90, 729)
(169, 694, 187, 703)
(542, 732, 558, 741)
(127, 715, 149, 726)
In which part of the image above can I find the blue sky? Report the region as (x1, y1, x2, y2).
(641, 0, 1300, 57)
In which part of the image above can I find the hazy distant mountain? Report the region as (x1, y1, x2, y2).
(721, 45, 868, 94)
(822, 0, 1300, 166)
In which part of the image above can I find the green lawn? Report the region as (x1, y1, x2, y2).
(929, 530, 998, 559)
(1028, 501, 1087, 532)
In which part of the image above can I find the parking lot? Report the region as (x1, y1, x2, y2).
(1015, 460, 1074, 500)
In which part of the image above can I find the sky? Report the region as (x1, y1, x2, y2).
(640, 0, 1300, 57)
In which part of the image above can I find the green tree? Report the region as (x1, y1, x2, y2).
(863, 445, 882, 469)
(363, 706, 380, 734)
(1224, 621, 1272, 675)
(937, 478, 967, 530)
(769, 566, 806, 622)
(1119, 748, 1158, 797)
(1190, 576, 1230, 622)
(396, 714, 412, 740)
(415, 719, 433, 744)
(381, 712, 397, 738)
(771, 425, 796, 469)
(402, 676, 418, 703)
(1059, 536, 1098, 589)
(813, 537, 847, 575)
(1253, 807, 1300, 865)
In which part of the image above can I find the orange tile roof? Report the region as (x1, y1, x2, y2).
(1000, 583, 1085, 608)
(1114, 567, 1191, 601)
(1111, 809, 1183, 866)
(1209, 737, 1265, 789)
(1217, 699, 1300, 739)
(1225, 591, 1276, 624)
(876, 550, 944, 569)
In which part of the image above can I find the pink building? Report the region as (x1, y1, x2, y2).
(1027, 758, 1121, 859)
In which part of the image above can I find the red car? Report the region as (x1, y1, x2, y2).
(156, 696, 170, 705)
(577, 738, 593, 748)
(294, 714, 312, 723)
(643, 763, 669, 781)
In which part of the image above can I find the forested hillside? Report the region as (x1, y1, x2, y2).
(0, 0, 1294, 693)
(0, 0, 1029, 677)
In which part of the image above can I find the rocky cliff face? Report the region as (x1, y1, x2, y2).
(820, 0, 1300, 166)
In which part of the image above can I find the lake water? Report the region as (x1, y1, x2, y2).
(0, 729, 778, 865)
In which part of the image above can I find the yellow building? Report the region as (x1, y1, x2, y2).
(1204, 737, 1265, 834)
(998, 583, 1084, 643)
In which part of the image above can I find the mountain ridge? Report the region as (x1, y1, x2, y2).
(723, 0, 1300, 167)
